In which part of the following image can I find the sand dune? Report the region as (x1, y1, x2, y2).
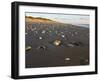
(25, 16, 58, 23)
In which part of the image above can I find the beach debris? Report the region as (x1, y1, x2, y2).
(42, 30, 46, 34)
(25, 46, 32, 51)
(39, 37, 43, 40)
(53, 40, 61, 46)
(65, 57, 71, 61)
(36, 45, 47, 50)
(61, 35, 65, 38)
(67, 43, 74, 47)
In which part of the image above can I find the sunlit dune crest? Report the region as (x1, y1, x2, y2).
(25, 16, 58, 23)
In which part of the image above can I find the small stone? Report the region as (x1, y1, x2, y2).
(53, 40, 61, 46)
(42, 30, 46, 34)
(39, 37, 42, 40)
(26, 46, 32, 51)
(61, 35, 65, 38)
(65, 58, 71, 61)
(67, 43, 74, 47)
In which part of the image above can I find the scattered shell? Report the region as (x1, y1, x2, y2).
(26, 46, 32, 51)
(42, 30, 46, 34)
(65, 58, 71, 61)
(39, 37, 43, 40)
(67, 44, 74, 47)
(53, 40, 61, 46)
(61, 35, 65, 38)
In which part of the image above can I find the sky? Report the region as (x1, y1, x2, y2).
(25, 12, 90, 26)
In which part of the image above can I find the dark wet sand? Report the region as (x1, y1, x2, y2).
(26, 47, 89, 68)
(25, 22, 89, 68)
